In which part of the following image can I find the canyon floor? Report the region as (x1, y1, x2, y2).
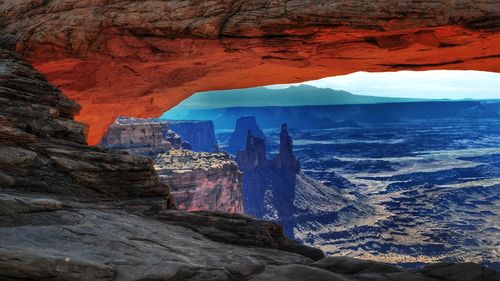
(1, 48, 499, 280)
(2, 0, 500, 279)
(248, 117, 500, 268)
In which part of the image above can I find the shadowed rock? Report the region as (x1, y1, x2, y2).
(0, 249, 115, 281)
(235, 130, 268, 171)
(156, 210, 325, 261)
(0, 38, 498, 281)
(0, 48, 318, 280)
(421, 263, 500, 281)
(274, 123, 300, 173)
(228, 116, 266, 154)
(312, 256, 402, 274)
(2, 0, 499, 144)
(167, 120, 219, 152)
(236, 123, 373, 237)
(0, 49, 174, 205)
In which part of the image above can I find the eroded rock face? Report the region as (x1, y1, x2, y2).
(1, 0, 498, 144)
(248, 257, 500, 281)
(0, 193, 321, 281)
(0, 48, 323, 280)
(0, 45, 497, 281)
(167, 120, 219, 152)
(99, 117, 176, 157)
(99, 117, 242, 213)
(274, 124, 300, 173)
(228, 116, 266, 154)
(235, 124, 373, 237)
(155, 150, 244, 213)
(0, 49, 174, 205)
(235, 130, 268, 171)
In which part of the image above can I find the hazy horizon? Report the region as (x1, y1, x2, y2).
(267, 70, 500, 100)
(165, 70, 499, 113)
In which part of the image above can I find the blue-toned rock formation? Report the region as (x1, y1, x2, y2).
(274, 124, 300, 173)
(228, 116, 266, 154)
(1, 41, 497, 281)
(235, 124, 372, 238)
(166, 120, 219, 152)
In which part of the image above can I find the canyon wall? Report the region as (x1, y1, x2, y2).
(235, 123, 372, 237)
(99, 117, 242, 213)
(228, 116, 266, 154)
(99, 117, 182, 157)
(0, 49, 175, 206)
(0, 0, 498, 144)
(155, 150, 243, 213)
(167, 120, 219, 152)
(1, 25, 498, 281)
(0, 48, 331, 281)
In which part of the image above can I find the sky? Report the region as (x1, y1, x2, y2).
(266, 70, 500, 100)
(165, 70, 500, 115)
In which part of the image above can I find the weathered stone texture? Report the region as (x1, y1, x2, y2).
(1, 0, 498, 144)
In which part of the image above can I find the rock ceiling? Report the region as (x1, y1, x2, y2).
(2, 0, 499, 144)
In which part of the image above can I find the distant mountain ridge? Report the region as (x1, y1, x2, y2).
(173, 85, 437, 109)
(162, 100, 500, 131)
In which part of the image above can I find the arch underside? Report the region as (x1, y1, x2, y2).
(3, 0, 499, 144)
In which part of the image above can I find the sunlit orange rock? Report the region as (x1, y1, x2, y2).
(2, 0, 499, 144)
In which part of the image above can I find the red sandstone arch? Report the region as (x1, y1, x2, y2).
(2, 1, 499, 144)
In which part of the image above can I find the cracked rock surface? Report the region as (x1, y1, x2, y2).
(0, 10, 499, 281)
(0, 48, 319, 280)
(1, 0, 498, 144)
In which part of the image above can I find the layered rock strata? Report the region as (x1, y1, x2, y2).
(2, 0, 498, 144)
(0, 49, 174, 206)
(99, 117, 241, 213)
(0, 48, 325, 280)
(236, 124, 373, 237)
(0, 44, 498, 281)
(155, 150, 244, 213)
(228, 116, 266, 154)
(166, 120, 219, 152)
(99, 117, 181, 157)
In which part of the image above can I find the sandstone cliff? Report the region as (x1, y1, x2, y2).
(99, 117, 182, 157)
(0, 41, 497, 281)
(1, 0, 498, 144)
(155, 150, 243, 214)
(0, 48, 328, 280)
(236, 124, 373, 237)
(167, 120, 219, 152)
(0, 49, 175, 205)
(99, 117, 242, 213)
(228, 116, 266, 154)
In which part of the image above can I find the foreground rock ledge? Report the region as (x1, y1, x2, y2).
(1, 0, 499, 144)
(0, 50, 500, 281)
(0, 47, 298, 278)
(1, 191, 498, 281)
(0, 30, 499, 281)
